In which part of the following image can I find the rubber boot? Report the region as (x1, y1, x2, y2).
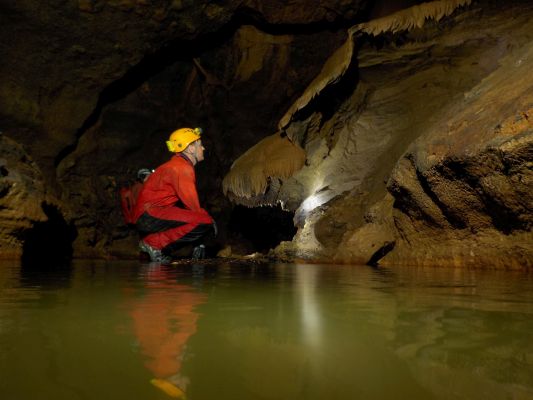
(192, 244, 206, 260)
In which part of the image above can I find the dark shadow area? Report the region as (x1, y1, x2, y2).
(19, 260, 74, 290)
(367, 241, 395, 267)
(20, 202, 77, 269)
(287, 48, 360, 140)
(53, 9, 363, 168)
(315, 57, 360, 125)
(228, 204, 297, 253)
(164, 226, 222, 260)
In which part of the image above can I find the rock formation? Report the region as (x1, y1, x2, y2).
(1, 0, 531, 268)
(225, 0, 533, 268)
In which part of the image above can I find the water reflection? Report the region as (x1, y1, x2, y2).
(296, 266, 321, 348)
(0, 261, 531, 400)
(19, 261, 73, 290)
(185, 265, 533, 400)
(123, 263, 208, 398)
(185, 264, 433, 400)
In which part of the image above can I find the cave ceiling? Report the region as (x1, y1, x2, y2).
(0, 0, 531, 267)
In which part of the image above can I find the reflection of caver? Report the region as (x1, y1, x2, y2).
(128, 267, 207, 398)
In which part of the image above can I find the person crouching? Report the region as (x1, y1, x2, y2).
(134, 127, 215, 263)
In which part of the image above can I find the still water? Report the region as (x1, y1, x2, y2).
(0, 260, 532, 400)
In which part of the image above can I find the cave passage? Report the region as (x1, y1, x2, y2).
(52, 7, 361, 169)
(228, 204, 297, 253)
(20, 202, 77, 267)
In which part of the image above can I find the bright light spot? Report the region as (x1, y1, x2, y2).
(301, 194, 322, 212)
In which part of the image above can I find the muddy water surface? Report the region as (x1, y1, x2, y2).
(0, 260, 532, 400)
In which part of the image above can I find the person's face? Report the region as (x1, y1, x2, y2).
(193, 140, 205, 163)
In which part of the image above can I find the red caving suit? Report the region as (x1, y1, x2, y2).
(134, 154, 213, 250)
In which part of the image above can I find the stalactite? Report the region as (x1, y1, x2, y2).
(278, 34, 355, 130)
(351, 0, 472, 36)
(222, 133, 306, 198)
(278, 0, 472, 131)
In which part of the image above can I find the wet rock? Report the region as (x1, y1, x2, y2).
(2, 0, 532, 267)
(0, 0, 359, 258)
(0, 135, 48, 257)
(265, 1, 533, 268)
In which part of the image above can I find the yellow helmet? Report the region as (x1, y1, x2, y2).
(166, 127, 202, 153)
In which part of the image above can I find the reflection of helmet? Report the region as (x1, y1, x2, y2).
(137, 168, 153, 181)
(166, 127, 202, 153)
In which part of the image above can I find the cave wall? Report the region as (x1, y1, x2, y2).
(221, 1, 533, 269)
(1, 0, 531, 267)
(59, 24, 346, 257)
(226, 0, 533, 268)
(0, 134, 47, 257)
(0, 0, 366, 258)
(0, 0, 366, 176)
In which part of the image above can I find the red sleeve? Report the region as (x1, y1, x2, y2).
(173, 163, 209, 215)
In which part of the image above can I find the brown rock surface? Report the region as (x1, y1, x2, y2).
(234, 1, 533, 268)
(0, 0, 362, 258)
(1, 0, 532, 267)
(0, 134, 48, 257)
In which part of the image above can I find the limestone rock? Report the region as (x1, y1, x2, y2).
(2, 0, 532, 268)
(0, 134, 48, 256)
(269, 1, 533, 268)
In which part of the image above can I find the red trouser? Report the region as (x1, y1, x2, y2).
(139, 207, 213, 250)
